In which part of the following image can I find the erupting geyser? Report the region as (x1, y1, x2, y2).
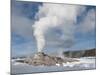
(24, 3, 86, 66)
(33, 26, 45, 52)
(32, 4, 85, 53)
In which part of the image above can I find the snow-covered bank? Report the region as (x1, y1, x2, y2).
(11, 57, 96, 74)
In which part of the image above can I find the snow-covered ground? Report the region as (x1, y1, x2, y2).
(11, 57, 96, 74)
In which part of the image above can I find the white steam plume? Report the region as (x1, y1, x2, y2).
(32, 3, 85, 52)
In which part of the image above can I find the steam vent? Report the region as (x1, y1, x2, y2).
(24, 52, 64, 66)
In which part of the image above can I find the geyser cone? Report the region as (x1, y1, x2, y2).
(24, 52, 64, 66)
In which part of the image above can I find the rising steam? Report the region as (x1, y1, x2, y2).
(32, 3, 85, 52)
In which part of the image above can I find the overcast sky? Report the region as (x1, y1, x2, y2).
(11, 0, 96, 57)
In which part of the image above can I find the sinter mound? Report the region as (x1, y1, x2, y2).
(24, 52, 64, 66)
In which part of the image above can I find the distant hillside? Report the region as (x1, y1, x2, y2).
(63, 48, 96, 58)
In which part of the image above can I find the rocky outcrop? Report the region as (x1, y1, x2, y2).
(24, 52, 64, 66)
